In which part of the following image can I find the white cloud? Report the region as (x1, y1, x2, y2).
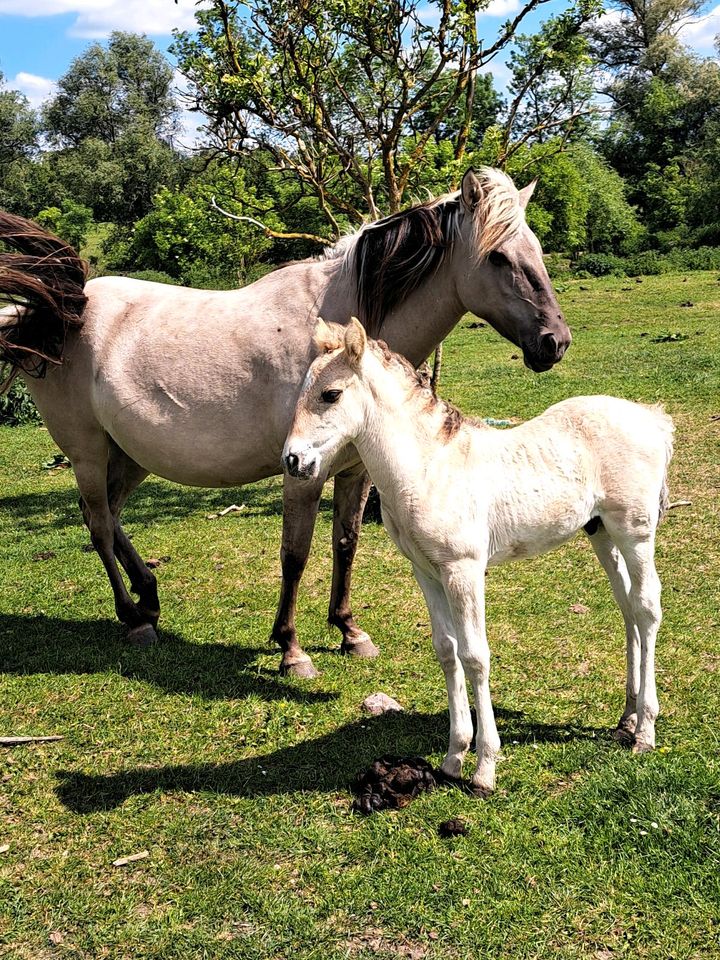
(10, 70, 56, 106)
(0, 0, 202, 38)
(477, 0, 521, 18)
(677, 4, 720, 51)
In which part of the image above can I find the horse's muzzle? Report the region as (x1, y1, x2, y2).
(523, 327, 571, 372)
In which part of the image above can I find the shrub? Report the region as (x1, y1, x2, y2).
(574, 253, 626, 277)
(0, 379, 41, 426)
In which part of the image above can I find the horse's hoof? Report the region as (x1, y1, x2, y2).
(280, 657, 320, 679)
(632, 739, 655, 755)
(127, 624, 158, 647)
(470, 782, 493, 800)
(341, 635, 380, 659)
(612, 717, 637, 745)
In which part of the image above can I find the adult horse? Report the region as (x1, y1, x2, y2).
(0, 168, 570, 677)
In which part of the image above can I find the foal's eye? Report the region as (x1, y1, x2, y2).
(488, 251, 510, 268)
(321, 388, 343, 404)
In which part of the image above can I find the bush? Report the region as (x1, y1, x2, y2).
(574, 253, 626, 276)
(125, 270, 180, 284)
(0, 379, 41, 426)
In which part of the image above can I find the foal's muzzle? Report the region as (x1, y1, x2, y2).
(283, 447, 320, 480)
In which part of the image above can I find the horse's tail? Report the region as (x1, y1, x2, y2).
(0, 211, 89, 377)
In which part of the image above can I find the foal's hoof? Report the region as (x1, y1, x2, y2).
(341, 634, 380, 659)
(127, 624, 158, 648)
(279, 656, 320, 679)
(632, 739, 655, 755)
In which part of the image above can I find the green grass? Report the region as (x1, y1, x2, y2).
(1, 273, 719, 959)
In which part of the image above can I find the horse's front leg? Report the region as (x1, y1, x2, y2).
(443, 560, 500, 796)
(270, 475, 323, 678)
(328, 467, 379, 658)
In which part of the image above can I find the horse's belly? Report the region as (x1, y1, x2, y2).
(101, 396, 286, 486)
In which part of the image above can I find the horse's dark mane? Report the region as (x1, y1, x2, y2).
(353, 199, 462, 338)
(0, 211, 88, 376)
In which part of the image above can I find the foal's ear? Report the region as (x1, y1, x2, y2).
(313, 317, 339, 354)
(518, 179, 537, 210)
(461, 168, 485, 212)
(344, 317, 367, 369)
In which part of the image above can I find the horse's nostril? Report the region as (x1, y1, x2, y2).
(285, 452, 300, 476)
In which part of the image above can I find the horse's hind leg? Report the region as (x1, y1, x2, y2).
(586, 523, 641, 739)
(270, 476, 324, 678)
(74, 448, 157, 646)
(329, 467, 379, 658)
(105, 442, 159, 627)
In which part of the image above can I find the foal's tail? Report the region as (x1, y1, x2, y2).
(651, 404, 675, 523)
(0, 211, 88, 377)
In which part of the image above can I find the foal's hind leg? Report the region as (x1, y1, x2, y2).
(270, 476, 323, 678)
(586, 524, 641, 740)
(329, 467, 379, 658)
(74, 448, 157, 646)
(592, 521, 662, 752)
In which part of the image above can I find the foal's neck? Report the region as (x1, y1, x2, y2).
(356, 357, 471, 501)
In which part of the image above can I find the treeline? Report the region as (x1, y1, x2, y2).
(1, 0, 719, 291)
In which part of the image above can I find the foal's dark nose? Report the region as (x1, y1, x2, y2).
(284, 452, 300, 477)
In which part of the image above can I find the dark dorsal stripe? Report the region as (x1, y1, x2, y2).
(354, 199, 462, 337)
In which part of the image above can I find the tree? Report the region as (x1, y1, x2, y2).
(0, 73, 39, 213)
(39, 34, 186, 224)
(36, 199, 94, 250)
(106, 162, 276, 287)
(173, 0, 598, 234)
(43, 32, 179, 147)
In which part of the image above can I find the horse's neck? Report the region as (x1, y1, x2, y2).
(380, 261, 465, 366)
(319, 256, 464, 367)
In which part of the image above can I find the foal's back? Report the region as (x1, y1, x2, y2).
(464, 396, 672, 566)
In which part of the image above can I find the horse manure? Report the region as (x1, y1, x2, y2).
(438, 818, 469, 838)
(352, 756, 438, 815)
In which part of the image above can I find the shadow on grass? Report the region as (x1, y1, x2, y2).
(0, 477, 335, 532)
(0, 613, 335, 705)
(55, 707, 607, 813)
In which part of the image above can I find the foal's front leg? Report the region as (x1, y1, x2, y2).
(414, 567, 473, 780)
(270, 475, 324, 677)
(329, 467, 379, 658)
(442, 560, 500, 795)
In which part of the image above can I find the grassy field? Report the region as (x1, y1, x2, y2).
(0, 273, 719, 959)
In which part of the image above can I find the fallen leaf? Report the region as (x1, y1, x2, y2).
(570, 603, 590, 614)
(32, 551, 56, 562)
(0, 844, 9, 854)
(49, 932, 64, 945)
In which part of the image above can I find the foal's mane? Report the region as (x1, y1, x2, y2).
(322, 324, 476, 442)
(323, 168, 524, 337)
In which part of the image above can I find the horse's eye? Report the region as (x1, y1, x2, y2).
(488, 251, 510, 268)
(321, 388, 343, 404)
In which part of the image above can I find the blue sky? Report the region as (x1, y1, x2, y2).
(0, 0, 718, 126)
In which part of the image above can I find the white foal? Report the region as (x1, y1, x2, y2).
(283, 319, 674, 795)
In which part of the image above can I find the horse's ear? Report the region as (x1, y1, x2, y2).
(344, 317, 367, 369)
(518, 179, 537, 210)
(461, 168, 484, 212)
(313, 317, 338, 354)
